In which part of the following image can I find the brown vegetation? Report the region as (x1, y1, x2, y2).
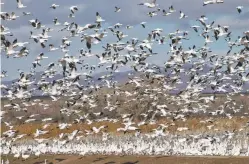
(1, 116, 249, 140)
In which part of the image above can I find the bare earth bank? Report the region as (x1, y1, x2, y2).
(2, 155, 249, 164)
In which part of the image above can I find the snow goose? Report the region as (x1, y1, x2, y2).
(115, 6, 121, 12)
(50, 4, 59, 9)
(49, 44, 58, 51)
(236, 6, 243, 13)
(169, 5, 176, 13)
(96, 12, 105, 23)
(22, 12, 32, 16)
(16, 0, 26, 9)
(53, 17, 61, 25)
(179, 11, 188, 19)
(162, 9, 172, 16)
(138, 0, 158, 8)
(70, 6, 78, 14)
(140, 22, 147, 28)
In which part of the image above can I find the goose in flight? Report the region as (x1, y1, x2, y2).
(126, 25, 133, 29)
(81, 35, 101, 51)
(1, 25, 12, 36)
(115, 6, 121, 12)
(70, 6, 78, 14)
(23, 12, 32, 16)
(203, 0, 224, 6)
(53, 17, 61, 25)
(30, 19, 45, 29)
(162, 9, 172, 16)
(96, 12, 105, 23)
(191, 25, 200, 33)
(16, 0, 26, 9)
(236, 6, 243, 13)
(179, 11, 188, 19)
(91, 125, 107, 134)
(50, 4, 59, 9)
(36, 53, 48, 62)
(169, 5, 176, 13)
(68, 13, 75, 18)
(13, 40, 29, 48)
(214, 25, 229, 38)
(114, 23, 123, 28)
(13, 47, 29, 58)
(140, 22, 147, 28)
(3, 39, 18, 56)
(138, 0, 158, 8)
(2, 12, 20, 20)
(147, 11, 157, 17)
(204, 35, 213, 43)
(49, 44, 58, 51)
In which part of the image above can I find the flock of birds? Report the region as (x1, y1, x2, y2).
(1, 0, 249, 159)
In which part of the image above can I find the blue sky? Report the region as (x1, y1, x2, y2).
(1, 0, 249, 80)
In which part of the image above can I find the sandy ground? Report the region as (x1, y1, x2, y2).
(2, 155, 249, 164)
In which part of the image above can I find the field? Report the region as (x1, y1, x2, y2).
(2, 155, 249, 164)
(1, 91, 249, 158)
(1, 92, 249, 139)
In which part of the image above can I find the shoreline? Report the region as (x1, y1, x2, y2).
(2, 154, 249, 164)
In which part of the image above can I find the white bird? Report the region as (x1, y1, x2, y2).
(236, 6, 243, 13)
(204, 35, 213, 43)
(140, 22, 147, 28)
(50, 4, 59, 9)
(13, 41, 29, 47)
(16, 0, 26, 9)
(21, 153, 30, 160)
(96, 12, 105, 22)
(138, 0, 158, 8)
(92, 125, 107, 134)
(23, 12, 32, 16)
(169, 5, 176, 13)
(147, 11, 157, 17)
(49, 44, 58, 51)
(53, 17, 61, 25)
(70, 6, 78, 14)
(115, 6, 121, 12)
(203, 0, 224, 6)
(162, 9, 172, 16)
(179, 11, 188, 19)
(191, 25, 200, 33)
